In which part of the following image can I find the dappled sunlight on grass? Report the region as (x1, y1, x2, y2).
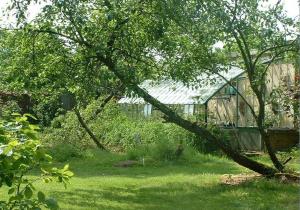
(64, 151, 244, 178)
(0, 151, 299, 210)
(44, 176, 299, 210)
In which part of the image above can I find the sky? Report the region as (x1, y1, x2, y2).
(268, 0, 299, 17)
(0, 0, 299, 27)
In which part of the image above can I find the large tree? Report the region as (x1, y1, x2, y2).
(149, 0, 298, 171)
(2, 0, 298, 177)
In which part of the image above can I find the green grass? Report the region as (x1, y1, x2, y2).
(1, 151, 299, 210)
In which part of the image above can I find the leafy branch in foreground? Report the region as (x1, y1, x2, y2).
(0, 114, 73, 210)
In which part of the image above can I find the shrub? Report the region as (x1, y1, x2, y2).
(0, 114, 73, 209)
(47, 143, 82, 162)
(151, 140, 178, 161)
(42, 100, 223, 160)
(126, 144, 149, 160)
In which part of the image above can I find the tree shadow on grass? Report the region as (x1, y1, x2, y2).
(50, 180, 299, 210)
(68, 158, 245, 178)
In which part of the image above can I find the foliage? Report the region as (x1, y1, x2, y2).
(47, 143, 82, 163)
(268, 79, 299, 119)
(126, 135, 199, 162)
(0, 101, 22, 117)
(0, 114, 73, 209)
(0, 29, 120, 125)
(43, 100, 225, 162)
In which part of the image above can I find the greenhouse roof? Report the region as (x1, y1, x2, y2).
(118, 66, 245, 105)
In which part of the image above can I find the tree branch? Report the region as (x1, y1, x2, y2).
(74, 108, 106, 150)
(63, 7, 92, 48)
(236, 28, 254, 70)
(232, 31, 252, 75)
(34, 29, 92, 48)
(253, 40, 296, 67)
(205, 67, 258, 122)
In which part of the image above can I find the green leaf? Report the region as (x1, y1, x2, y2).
(63, 164, 69, 171)
(45, 198, 59, 210)
(23, 129, 38, 140)
(24, 113, 38, 120)
(44, 154, 53, 162)
(64, 171, 74, 177)
(11, 113, 21, 117)
(8, 188, 15, 195)
(24, 186, 33, 199)
(43, 177, 52, 183)
(37, 191, 46, 202)
(4, 176, 13, 187)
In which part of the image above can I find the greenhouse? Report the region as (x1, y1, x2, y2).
(118, 64, 297, 151)
(118, 66, 245, 123)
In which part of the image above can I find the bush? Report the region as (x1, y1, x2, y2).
(42, 100, 224, 161)
(42, 112, 93, 160)
(151, 141, 177, 161)
(47, 143, 82, 162)
(126, 145, 148, 160)
(191, 124, 229, 154)
(0, 114, 73, 209)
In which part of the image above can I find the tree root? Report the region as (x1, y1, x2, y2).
(273, 172, 300, 183)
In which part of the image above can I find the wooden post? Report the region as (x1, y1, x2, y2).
(236, 78, 239, 127)
(204, 102, 208, 127)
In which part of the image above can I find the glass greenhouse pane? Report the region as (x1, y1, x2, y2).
(118, 66, 245, 105)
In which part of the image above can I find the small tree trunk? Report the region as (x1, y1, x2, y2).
(260, 129, 284, 171)
(74, 108, 106, 150)
(294, 35, 300, 128)
(256, 94, 284, 172)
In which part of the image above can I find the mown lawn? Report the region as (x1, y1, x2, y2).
(1, 151, 299, 210)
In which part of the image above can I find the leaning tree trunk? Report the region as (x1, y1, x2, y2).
(102, 57, 277, 176)
(74, 108, 106, 150)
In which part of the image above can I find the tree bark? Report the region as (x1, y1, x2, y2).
(94, 93, 114, 116)
(252, 85, 284, 172)
(260, 129, 283, 171)
(74, 108, 106, 150)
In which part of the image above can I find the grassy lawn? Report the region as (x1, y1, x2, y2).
(1, 151, 299, 210)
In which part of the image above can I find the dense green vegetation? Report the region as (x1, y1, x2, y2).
(0, 0, 299, 209)
(41, 101, 222, 162)
(1, 150, 299, 210)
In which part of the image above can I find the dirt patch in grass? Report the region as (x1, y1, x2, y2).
(220, 173, 262, 185)
(221, 172, 300, 185)
(113, 160, 140, 167)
